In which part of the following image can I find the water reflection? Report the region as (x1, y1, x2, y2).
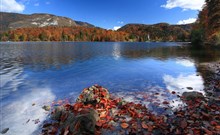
(0, 87, 55, 135)
(176, 59, 194, 67)
(0, 42, 220, 134)
(163, 73, 204, 94)
(112, 42, 122, 60)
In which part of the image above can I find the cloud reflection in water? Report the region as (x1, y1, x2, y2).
(163, 73, 204, 94)
(176, 59, 194, 67)
(0, 88, 55, 135)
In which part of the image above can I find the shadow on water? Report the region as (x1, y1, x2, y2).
(0, 42, 220, 134)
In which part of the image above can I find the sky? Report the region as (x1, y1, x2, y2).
(1, 0, 205, 30)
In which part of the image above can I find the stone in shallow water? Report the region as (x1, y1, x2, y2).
(182, 91, 204, 100)
(42, 105, 51, 111)
(1, 128, 9, 134)
(186, 87, 193, 90)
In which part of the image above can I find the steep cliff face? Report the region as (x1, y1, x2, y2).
(0, 12, 94, 32)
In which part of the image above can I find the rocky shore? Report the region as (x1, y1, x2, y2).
(200, 61, 220, 105)
(36, 61, 220, 135)
(40, 74, 220, 135)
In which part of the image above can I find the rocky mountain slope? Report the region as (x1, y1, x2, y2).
(0, 12, 95, 32)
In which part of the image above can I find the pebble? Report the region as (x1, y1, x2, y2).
(186, 87, 193, 90)
(1, 128, 9, 134)
(42, 105, 51, 111)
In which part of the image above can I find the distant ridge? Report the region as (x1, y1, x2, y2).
(0, 12, 95, 32)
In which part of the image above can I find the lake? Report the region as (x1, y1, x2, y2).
(0, 42, 220, 134)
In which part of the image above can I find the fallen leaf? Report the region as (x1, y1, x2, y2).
(121, 122, 129, 129)
(203, 127, 213, 135)
(171, 91, 176, 94)
(141, 121, 148, 129)
(63, 126, 70, 135)
(163, 101, 169, 105)
(180, 120, 187, 129)
(96, 121, 102, 127)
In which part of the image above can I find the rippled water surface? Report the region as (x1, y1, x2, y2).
(1, 42, 220, 134)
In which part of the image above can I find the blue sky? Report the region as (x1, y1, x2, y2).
(1, 0, 205, 29)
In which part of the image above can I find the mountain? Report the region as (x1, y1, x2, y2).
(0, 12, 193, 42)
(118, 23, 193, 41)
(0, 12, 95, 32)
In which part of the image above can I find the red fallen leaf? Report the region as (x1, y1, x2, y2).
(60, 112, 68, 122)
(99, 119, 107, 124)
(203, 127, 213, 135)
(102, 123, 108, 129)
(141, 121, 148, 129)
(175, 129, 181, 134)
(171, 91, 176, 94)
(101, 91, 107, 96)
(210, 121, 218, 126)
(216, 126, 220, 130)
(131, 122, 138, 130)
(78, 94, 83, 99)
(180, 120, 187, 129)
(49, 127, 58, 134)
(201, 112, 210, 120)
(162, 101, 169, 104)
(96, 121, 103, 127)
(148, 125, 153, 132)
(121, 122, 129, 129)
(99, 111, 107, 118)
(74, 121, 81, 131)
(63, 125, 70, 135)
(95, 130, 102, 135)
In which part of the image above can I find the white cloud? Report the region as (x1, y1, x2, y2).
(0, 0, 25, 12)
(34, 3, 39, 6)
(177, 18, 197, 24)
(117, 21, 124, 24)
(113, 26, 121, 31)
(161, 0, 205, 10)
(176, 59, 194, 67)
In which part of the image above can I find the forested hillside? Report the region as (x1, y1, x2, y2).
(191, 0, 220, 45)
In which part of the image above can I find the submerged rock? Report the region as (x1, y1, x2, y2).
(1, 128, 9, 134)
(41, 84, 220, 135)
(186, 87, 193, 90)
(42, 105, 51, 111)
(182, 91, 205, 100)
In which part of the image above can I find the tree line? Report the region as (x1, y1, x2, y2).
(0, 25, 190, 42)
(0, 26, 129, 42)
(191, 0, 220, 46)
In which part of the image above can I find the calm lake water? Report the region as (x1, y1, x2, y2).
(0, 42, 220, 134)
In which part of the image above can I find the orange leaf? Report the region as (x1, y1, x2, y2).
(96, 121, 102, 127)
(121, 122, 129, 129)
(141, 121, 148, 129)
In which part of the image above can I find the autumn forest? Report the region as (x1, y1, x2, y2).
(0, 0, 220, 46)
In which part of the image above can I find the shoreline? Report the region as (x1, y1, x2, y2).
(38, 61, 220, 135)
